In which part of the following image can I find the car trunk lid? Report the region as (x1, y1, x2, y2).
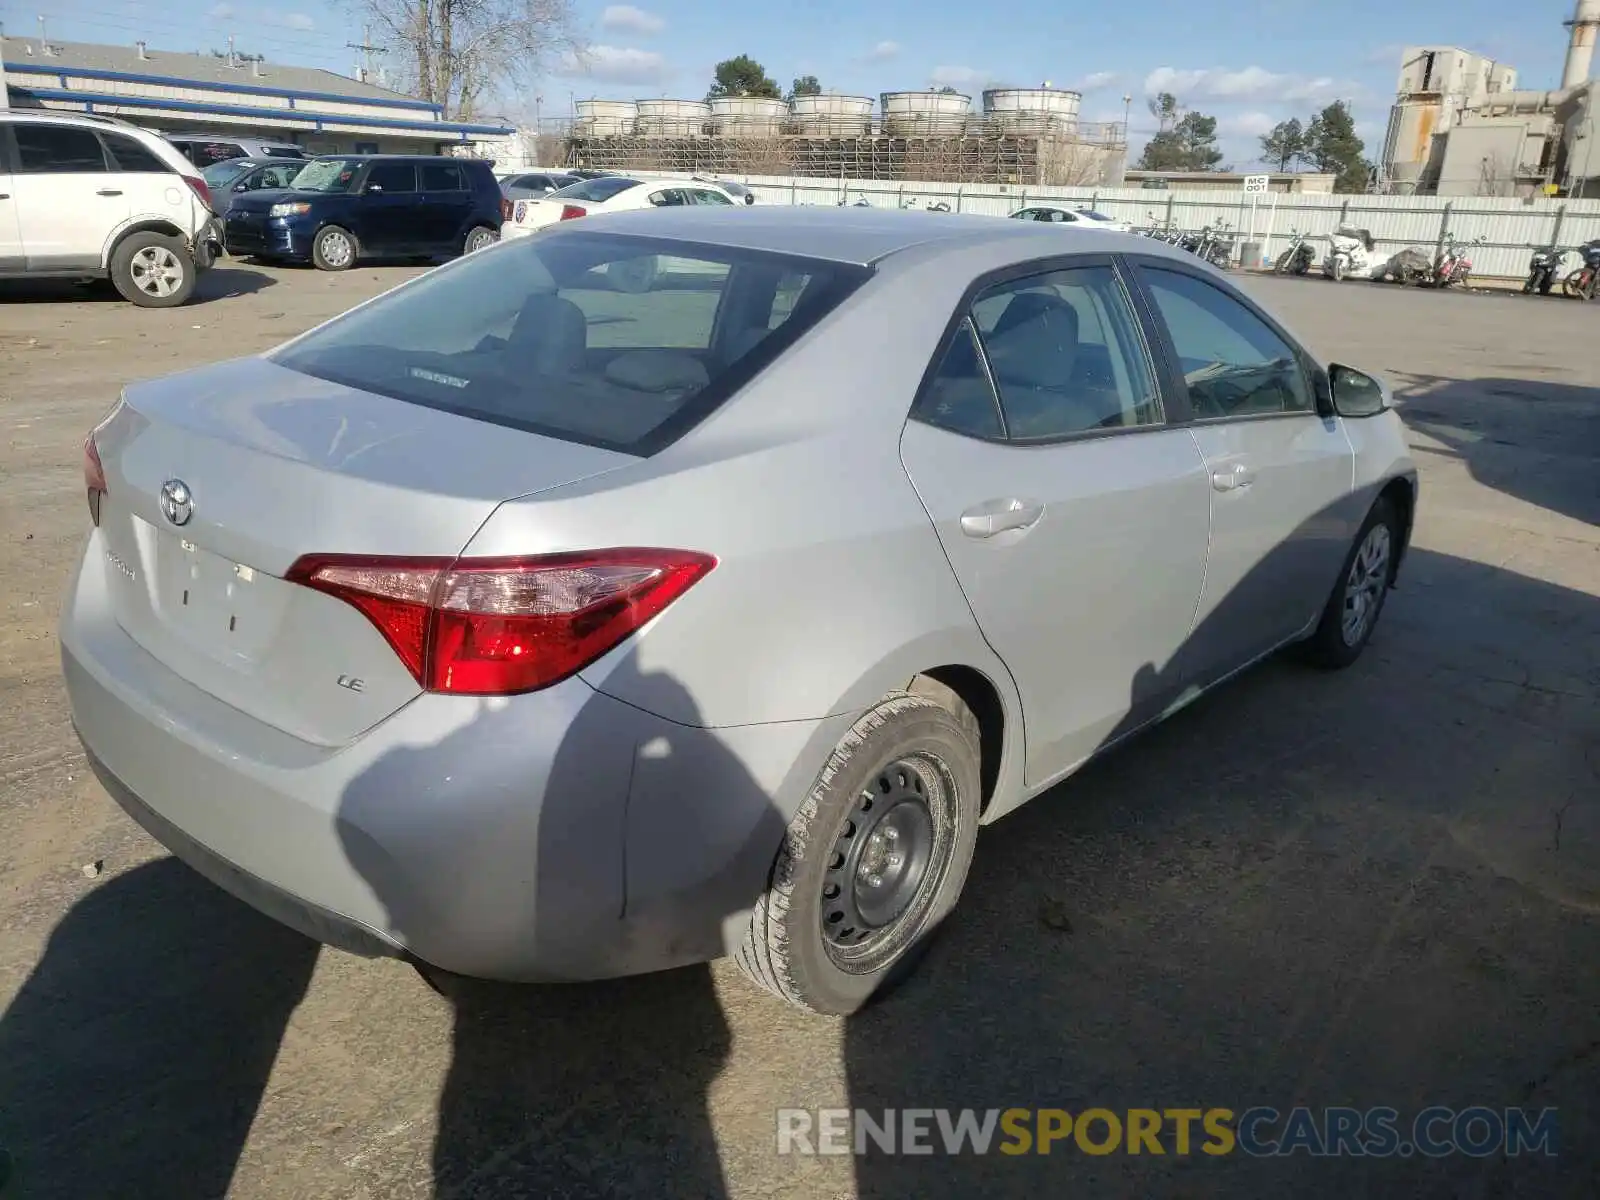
(92, 356, 636, 745)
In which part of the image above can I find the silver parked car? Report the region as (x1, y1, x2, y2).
(62, 208, 1417, 1015)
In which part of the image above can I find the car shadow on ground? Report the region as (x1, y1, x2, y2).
(1388, 371, 1600, 528)
(843, 542, 1599, 1197)
(0, 267, 276, 306)
(0, 543, 1594, 1198)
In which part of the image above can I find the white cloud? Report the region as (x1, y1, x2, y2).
(865, 40, 900, 62)
(929, 64, 988, 89)
(600, 5, 665, 36)
(560, 44, 672, 86)
(283, 13, 314, 30)
(1072, 70, 1120, 93)
(1143, 65, 1351, 105)
(1221, 110, 1281, 139)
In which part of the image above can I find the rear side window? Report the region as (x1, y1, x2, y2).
(420, 161, 467, 190)
(970, 266, 1163, 439)
(14, 124, 108, 173)
(272, 232, 870, 455)
(913, 321, 1004, 440)
(102, 132, 171, 173)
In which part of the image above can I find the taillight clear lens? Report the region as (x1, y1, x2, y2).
(560, 205, 586, 221)
(286, 549, 715, 695)
(83, 434, 107, 526)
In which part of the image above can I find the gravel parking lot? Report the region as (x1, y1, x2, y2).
(1, 260, 1597, 1199)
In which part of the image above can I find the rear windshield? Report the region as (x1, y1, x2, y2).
(550, 177, 640, 203)
(202, 159, 255, 188)
(272, 231, 870, 455)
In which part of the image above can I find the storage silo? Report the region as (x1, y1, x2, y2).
(708, 96, 789, 136)
(634, 99, 711, 136)
(880, 90, 971, 135)
(982, 86, 1081, 134)
(572, 99, 638, 137)
(790, 93, 875, 136)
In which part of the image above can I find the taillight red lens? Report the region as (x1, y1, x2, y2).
(286, 549, 715, 695)
(500, 197, 513, 221)
(182, 175, 213, 211)
(83, 434, 107, 526)
(559, 205, 586, 221)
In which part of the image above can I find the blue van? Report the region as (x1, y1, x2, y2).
(223, 155, 506, 270)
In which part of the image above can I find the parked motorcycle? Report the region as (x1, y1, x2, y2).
(1560, 240, 1600, 299)
(1524, 246, 1567, 295)
(1273, 228, 1315, 275)
(1385, 246, 1433, 285)
(1431, 232, 1486, 289)
(1322, 225, 1382, 282)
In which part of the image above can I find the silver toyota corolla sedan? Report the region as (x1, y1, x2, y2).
(62, 207, 1417, 1015)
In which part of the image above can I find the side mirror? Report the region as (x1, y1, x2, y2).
(1328, 364, 1390, 418)
(233, 181, 249, 192)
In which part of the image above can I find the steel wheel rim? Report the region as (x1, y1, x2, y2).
(821, 754, 956, 974)
(130, 246, 184, 297)
(466, 228, 495, 253)
(320, 231, 353, 267)
(1340, 524, 1392, 646)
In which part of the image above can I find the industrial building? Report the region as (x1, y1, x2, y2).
(0, 35, 512, 155)
(1379, 0, 1600, 197)
(563, 87, 1128, 186)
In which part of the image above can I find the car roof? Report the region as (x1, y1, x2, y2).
(556, 204, 1165, 267)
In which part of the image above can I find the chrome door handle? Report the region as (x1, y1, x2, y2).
(97, 189, 124, 197)
(959, 498, 1045, 538)
(1211, 464, 1255, 491)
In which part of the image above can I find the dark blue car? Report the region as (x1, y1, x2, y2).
(223, 155, 505, 270)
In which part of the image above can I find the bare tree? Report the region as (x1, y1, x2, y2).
(353, 0, 583, 120)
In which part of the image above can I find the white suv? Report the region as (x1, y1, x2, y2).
(0, 111, 222, 307)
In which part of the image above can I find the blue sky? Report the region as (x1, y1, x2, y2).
(5, 0, 1579, 165)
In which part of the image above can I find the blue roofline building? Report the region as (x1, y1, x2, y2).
(2, 35, 514, 156)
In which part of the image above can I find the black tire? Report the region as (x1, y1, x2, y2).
(735, 681, 982, 1015)
(108, 231, 196, 308)
(462, 224, 497, 255)
(311, 225, 359, 271)
(1274, 252, 1291, 274)
(1298, 497, 1401, 670)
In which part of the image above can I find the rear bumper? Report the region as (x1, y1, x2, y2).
(61, 533, 840, 981)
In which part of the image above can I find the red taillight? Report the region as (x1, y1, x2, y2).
(559, 205, 587, 221)
(182, 174, 213, 211)
(83, 434, 107, 526)
(286, 549, 716, 695)
(501, 196, 514, 221)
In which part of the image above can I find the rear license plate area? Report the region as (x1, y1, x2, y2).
(136, 516, 278, 662)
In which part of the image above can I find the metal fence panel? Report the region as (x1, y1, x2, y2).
(647, 169, 1600, 279)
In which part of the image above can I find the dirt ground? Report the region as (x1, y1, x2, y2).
(0, 260, 1597, 1199)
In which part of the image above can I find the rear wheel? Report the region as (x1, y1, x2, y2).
(735, 683, 982, 1015)
(462, 225, 497, 255)
(1299, 498, 1400, 670)
(312, 225, 358, 271)
(1332, 256, 1346, 282)
(109, 232, 196, 308)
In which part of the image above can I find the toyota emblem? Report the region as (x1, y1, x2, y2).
(159, 479, 194, 526)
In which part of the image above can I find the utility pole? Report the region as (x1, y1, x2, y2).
(345, 26, 386, 84)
